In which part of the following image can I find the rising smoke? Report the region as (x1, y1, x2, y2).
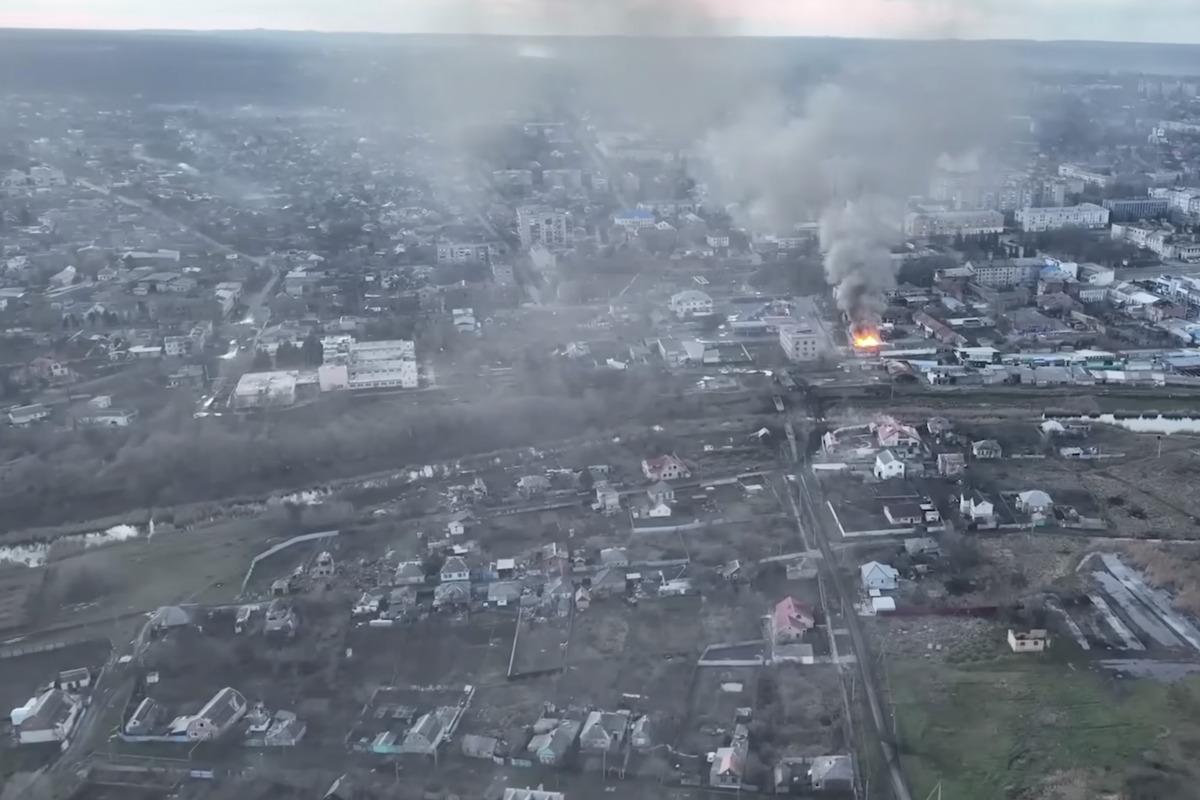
(700, 45, 1009, 324)
(328, 1, 1012, 323)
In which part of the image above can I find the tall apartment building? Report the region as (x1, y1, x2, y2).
(904, 209, 1004, 239)
(1057, 164, 1114, 188)
(517, 206, 571, 250)
(1015, 203, 1110, 232)
(1102, 197, 1170, 222)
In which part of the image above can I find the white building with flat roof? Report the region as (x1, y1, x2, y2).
(346, 339, 418, 390)
(1015, 203, 1109, 232)
(668, 290, 713, 318)
(779, 323, 821, 362)
(233, 371, 298, 409)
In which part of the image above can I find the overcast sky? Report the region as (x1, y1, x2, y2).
(3, 0, 1200, 44)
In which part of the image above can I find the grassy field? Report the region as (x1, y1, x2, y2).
(891, 652, 1200, 800)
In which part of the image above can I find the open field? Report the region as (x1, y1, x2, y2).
(891, 652, 1200, 800)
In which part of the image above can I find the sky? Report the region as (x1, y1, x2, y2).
(3, 0, 1200, 44)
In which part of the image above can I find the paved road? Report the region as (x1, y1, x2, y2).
(790, 466, 913, 800)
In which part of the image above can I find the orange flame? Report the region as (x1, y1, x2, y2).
(852, 329, 882, 349)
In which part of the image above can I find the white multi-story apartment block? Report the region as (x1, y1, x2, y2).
(435, 239, 498, 265)
(517, 206, 571, 250)
(966, 257, 1044, 287)
(668, 290, 713, 318)
(779, 323, 822, 362)
(1057, 164, 1114, 188)
(1111, 223, 1200, 260)
(1015, 203, 1110, 232)
(904, 209, 1004, 239)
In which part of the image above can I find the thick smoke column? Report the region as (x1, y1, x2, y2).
(820, 197, 901, 324)
(701, 48, 1007, 325)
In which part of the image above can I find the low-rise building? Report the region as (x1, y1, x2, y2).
(860, 561, 899, 592)
(971, 439, 1003, 459)
(874, 450, 906, 480)
(668, 289, 713, 318)
(1007, 628, 1049, 653)
(233, 371, 297, 409)
(186, 687, 247, 741)
(8, 403, 49, 427)
(771, 596, 815, 644)
(12, 689, 81, 745)
(710, 723, 749, 789)
(78, 408, 138, 427)
(579, 709, 630, 752)
(937, 452, 966, 477)
(641, 454, 689, 482)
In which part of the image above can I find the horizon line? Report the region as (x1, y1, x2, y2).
(1, 25, 1199, 48)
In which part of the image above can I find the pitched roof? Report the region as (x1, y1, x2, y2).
(773, 596, 814, 634)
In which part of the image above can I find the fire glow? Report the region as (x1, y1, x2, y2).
(851, 327, 882, 350)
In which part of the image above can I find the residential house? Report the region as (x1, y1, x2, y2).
(642, 454, 690, 482)
(527, 718, 581, 765)
(874, 450, 906, 480)
(588, 567, 627, 599)
(710, 723, 750, 789)
(860, 561, 899, 592)
(1016, 490, 1053, 515)
(312, 551, 336, 579)
(809, 755, 855, 794)
(186, 687, 248, 741)
(937, 452, 966, 477)
(630, 715, 654, 750)
(884, 501, 940, 527)
(904, 537, 942, 558)
(599, 547, 629, 568)
(384, 587, 418, 619)
(595, 483, 621, 514)
(447, 510, 472, 537)
(440, 556, 470, 583)
(8, 403, 49, 427)
(263, 599, 298, 638)
(394, 561, 425, 586)
(461, 733, 500, 759)
(647, 480, 675, 506)
(517, 474, 552, 498)
(400, 707, 454, 755)
(874, 418, 922, 455)
(29, 356, 70, 382)
(579, 709, 630, 752)
(971, 439, 1003, 460)
(488, 581, 523, 607)
(124, 697, 163, 736)
(1008, 628, 1049, 653)
(433, 581, 471, 608)
(12, 689, 81, 744)
(959, 493, 997, 528)
(927, 416, 953, 436)
(771, 596, 815, 644)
